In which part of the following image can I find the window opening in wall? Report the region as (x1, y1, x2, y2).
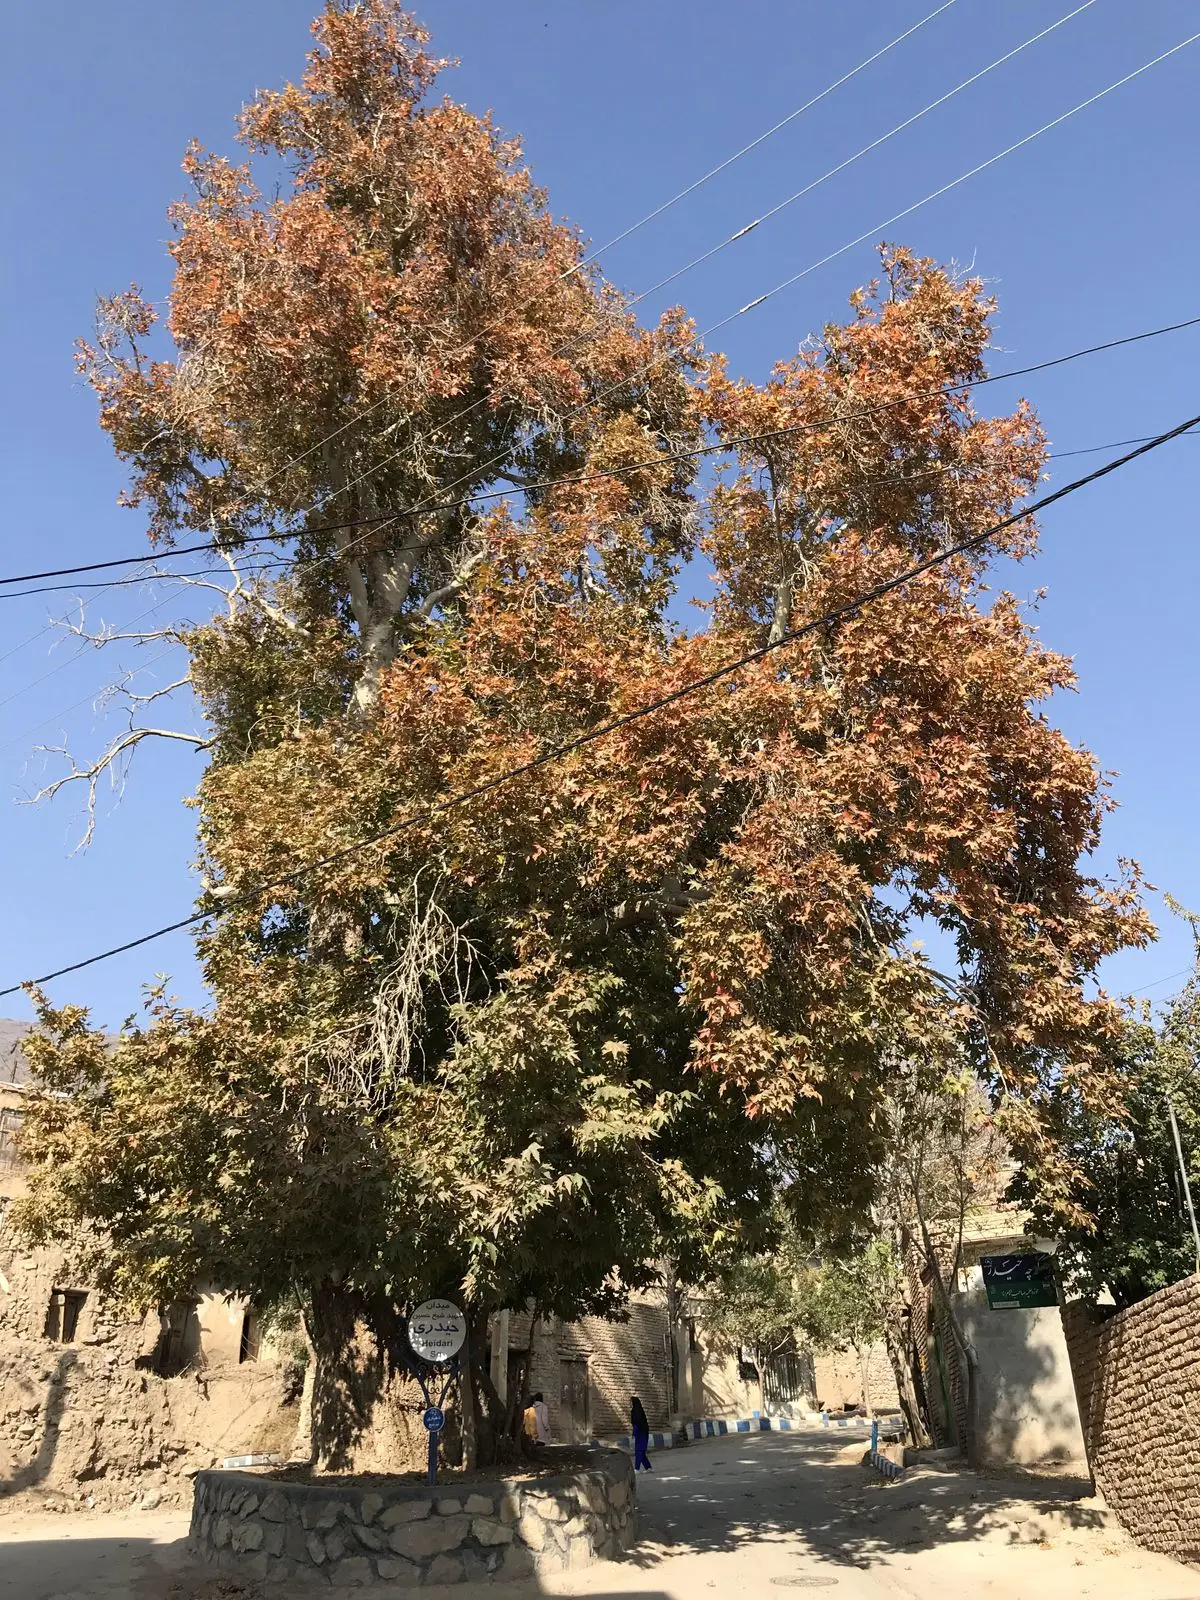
(45, 1287, 88, 1343)
(239, 1308, 262, 1364)
(0, 1106, 22, 1173)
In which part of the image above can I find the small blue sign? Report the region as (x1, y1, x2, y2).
(423, 1406, 445, 1432)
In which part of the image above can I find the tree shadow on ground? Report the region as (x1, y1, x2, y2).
(626, 1433, 1107, 1573)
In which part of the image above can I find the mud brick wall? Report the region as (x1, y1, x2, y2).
(1061, 1272, 1200, 1562)
(0, 1240, 297, 1509)
(812, 1344, 900, 1415)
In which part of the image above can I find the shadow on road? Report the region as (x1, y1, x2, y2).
(0, 1527, 679, 1600)
(628, 1432, 1107, 1573)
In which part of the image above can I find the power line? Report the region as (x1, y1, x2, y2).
(3, 312, 1198, 596)
(0, 557, 294, 602)
(316, 2, 1067, 516)
(0, 588, 187, 716)
(1131, 967, 1195, 998)
(1, 646, 181, 760)
(8, 31, 1192, 612)
(338, 28, 1200, 524)
(0, 9, 969, 600)
(618, 1, 1098, 317)
(5, 412, 1199, 604)
(252, 2, 959, 497)
(587, 2, 959, 261)
(5, 410, 1195, 999)
(6, 414, 1199, 611)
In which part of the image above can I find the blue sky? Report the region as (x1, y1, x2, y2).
(1, 0, 1198, 1028)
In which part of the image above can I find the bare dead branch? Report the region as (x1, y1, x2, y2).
(24, 726, 213, 852)
(306, 875, 486, 1109)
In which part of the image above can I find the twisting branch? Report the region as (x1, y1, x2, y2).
(62, 602, 190, 650)
(418, 542, 490, 619)
(24, 726, 214, 852)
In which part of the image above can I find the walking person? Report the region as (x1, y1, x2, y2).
(631, 1395, 652, 1472)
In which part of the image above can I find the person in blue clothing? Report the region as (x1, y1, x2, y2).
(631, 1395, 652, 1471)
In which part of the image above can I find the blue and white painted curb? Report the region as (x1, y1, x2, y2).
(870, 1449, 904, 1480)
(595, 1411, 886, 1453)
(602, 1430, 678, 1451)
(688, 1412, 876, 1438)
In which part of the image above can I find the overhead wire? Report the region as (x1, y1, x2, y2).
(3, 312, 1198, 596)
(0, 6, 979, 601)
(4, 409, 1196, 998)
(3, 10, 1172, 628)
(2, 645, 182, 760)
(334, 27, 1200, 526)
(0, 4, 953, 694)
(251, 1, 960, 495)
(615, 1, 1098, 317)
(295, 0, 1063, 523)
(1130, 967, 1195, 997)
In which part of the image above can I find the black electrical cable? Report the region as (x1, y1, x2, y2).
(4, 410, 1195, 998)
(2, 313, 1197, 593)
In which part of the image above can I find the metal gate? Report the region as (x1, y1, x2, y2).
(762, 1346, 814, 1410)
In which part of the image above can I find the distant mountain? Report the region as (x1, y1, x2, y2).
(0, 1019, 32, 1086)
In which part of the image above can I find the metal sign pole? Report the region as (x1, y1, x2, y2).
(406, 1298, 468, 1491)
(1166, 1095, 1200, 1275)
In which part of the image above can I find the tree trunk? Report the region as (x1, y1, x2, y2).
(664, 1263, 681, 1419)
(307, 1279, 387, 1471)
(293, 1309, 318, 1464)
(856, 1345, 873, 1417)
(459, 1307, 494, 1472)
(915, 1214, 979, 1465)
(883, 1321, 931, 1449)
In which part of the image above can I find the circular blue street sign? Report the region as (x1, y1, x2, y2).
(423, 1406, 445, 1432)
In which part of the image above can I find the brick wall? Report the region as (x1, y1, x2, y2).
(505, 1291, 671, 1443)
(1062, 1272, 1200, 1562)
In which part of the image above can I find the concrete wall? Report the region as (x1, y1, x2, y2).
(1062, 1273, 1200, 1562)
(683, 1341, 762, 1421)
(957, 1266, 1085, 1466)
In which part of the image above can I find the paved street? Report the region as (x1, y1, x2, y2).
(2, 1431, 1199, 1598)
(549, 1430, 1200, 1600)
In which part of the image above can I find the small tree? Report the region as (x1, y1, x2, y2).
(692, 1221, 816, 1382)
(876, 1066, 1006, 1460)
(1019, 936, 1200, 1310)
(802, 1241, 899, 1416)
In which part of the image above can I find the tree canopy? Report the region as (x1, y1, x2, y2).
(15, 0, 1152, 1464)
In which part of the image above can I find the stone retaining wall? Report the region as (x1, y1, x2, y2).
(189, 1447, 636, 1587)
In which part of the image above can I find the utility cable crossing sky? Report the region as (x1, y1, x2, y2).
(3, 411, 1196, 999)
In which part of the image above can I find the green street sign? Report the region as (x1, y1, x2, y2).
(980, 1253, 1058, 1310)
